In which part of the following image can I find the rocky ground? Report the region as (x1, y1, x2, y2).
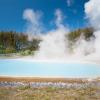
(0, 77, 100, 100)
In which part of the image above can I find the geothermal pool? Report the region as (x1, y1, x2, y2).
(0, 59, 100, 78)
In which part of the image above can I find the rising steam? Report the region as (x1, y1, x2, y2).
(23, 9, 43, 40)
(23, 0, 100, 62)
(85, 0, 100, 61)
(34, 9, 71, 60)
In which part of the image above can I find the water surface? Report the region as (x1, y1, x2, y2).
(0, 59, 100, 78)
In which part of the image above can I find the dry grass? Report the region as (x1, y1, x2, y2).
(0, 85, 100, 100)
(0, 77, 100, 100)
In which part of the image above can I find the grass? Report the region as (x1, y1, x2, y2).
(0, 85, 100, 100)
(0, 77, 100, 100)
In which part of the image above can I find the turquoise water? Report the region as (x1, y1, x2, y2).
(0, 59, 100, 78)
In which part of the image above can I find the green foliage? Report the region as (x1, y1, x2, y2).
(0, 31, 41, 54)
(20, 50, 32, 56)
(4, 48, 16, 54)
(68, 27, 94, 41)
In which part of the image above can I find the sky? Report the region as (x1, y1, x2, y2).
(0, 0, 89, 32)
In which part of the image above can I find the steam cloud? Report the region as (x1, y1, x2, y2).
(23, 0, 100, 62)
(85, 0, 100, 60)
(23, 9, 43, 40)
(35, 9, 70, 60)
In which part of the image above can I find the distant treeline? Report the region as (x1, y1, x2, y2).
(0, 28, 94, 54)
(0, 31, 40, 54)
(68, 27, 94, 41)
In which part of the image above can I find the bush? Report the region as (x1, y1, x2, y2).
(0, 48, 16, 54)
(20, 50, 32, 56)
(4, 48, 16, 54)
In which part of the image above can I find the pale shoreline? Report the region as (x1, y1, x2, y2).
(0, 55, 100, 65)
(5, 56, 100, 66)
